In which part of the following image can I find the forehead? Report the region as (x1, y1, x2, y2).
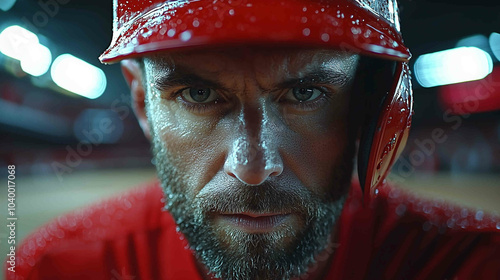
(143, 47, 359, 77)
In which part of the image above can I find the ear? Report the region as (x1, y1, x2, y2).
(121, 59, 151, 140)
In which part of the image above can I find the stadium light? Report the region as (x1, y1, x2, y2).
(50, 54, 107, 99)
(414, 47, 493, 88)
(490, 32, 500, 62)
(0, 25, 52, 76)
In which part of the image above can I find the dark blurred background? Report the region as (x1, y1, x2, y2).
(0, 1, 499, 271)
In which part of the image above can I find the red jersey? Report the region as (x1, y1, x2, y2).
(5, 181, 500, 279)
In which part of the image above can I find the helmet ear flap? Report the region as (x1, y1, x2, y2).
(357, 61, 413, 201)
(354, 58, 410, 198)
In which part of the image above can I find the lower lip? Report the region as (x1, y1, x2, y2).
(219, 214, 290, 233)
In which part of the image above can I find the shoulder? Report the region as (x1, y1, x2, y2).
(369, 183, 500, 279)
(374, 183, 500, 234)
(7, 180, 178, 280)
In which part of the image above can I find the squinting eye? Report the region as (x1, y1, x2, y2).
(287, 87, 323, 102)
(180, 87, 218, 103)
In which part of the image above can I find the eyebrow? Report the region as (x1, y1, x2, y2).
(278, 69, 351, 89)
(153, 68, 224, 91)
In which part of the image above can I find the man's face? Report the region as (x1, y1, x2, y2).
(140, 47, 359, 279)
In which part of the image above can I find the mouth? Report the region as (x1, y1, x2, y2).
(218, 212, 291, 233)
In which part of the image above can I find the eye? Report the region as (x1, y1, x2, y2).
(285, 86, 324, 102)
(180, 87, 219, 103)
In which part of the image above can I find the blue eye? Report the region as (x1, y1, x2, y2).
(181, 87, 219, 103)
(289, 87, 323, 102)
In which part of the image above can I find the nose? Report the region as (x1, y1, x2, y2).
(224, 138, 284, 185)
(224, 104, 284, 186)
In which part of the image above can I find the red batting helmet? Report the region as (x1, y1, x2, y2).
(100, 0, 413, 201)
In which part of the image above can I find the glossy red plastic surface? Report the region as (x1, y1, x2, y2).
(100, 0, 410, 63)
(365, 61, 413, 200)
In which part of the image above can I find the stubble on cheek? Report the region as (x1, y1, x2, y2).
(146, 90, 225, 193)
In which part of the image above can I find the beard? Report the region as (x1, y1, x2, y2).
(151, 134, 354, 280)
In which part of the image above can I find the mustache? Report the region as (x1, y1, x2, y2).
(195, 180, 318, 215)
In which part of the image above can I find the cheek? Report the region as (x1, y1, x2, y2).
(149, 98, 226, 195)
(281, 95, 350, 193)
(282, 125, 348, 195)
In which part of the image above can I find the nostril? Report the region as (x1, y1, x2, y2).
(269, 170, 280, 177)
(268, 164, 283, 178)
(226, 171, 237, 179)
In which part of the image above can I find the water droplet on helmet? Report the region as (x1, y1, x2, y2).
(363, 29, 372, 38)
(321, 33, 330, 42)
(460, 219, 469, 228)
(301, 16, 307, 23)
(167, 29, 176, 37)
(302, 28, 310, 36)
(141, 29, 153, 38)
(395, 204, 406, 216)
(302, 7, 307, 12)
(446, 218, 456, 228)
(229, 9, 235, 16)
(475, 210, 484, 221)
(159, 26, 168, 35)
(192, 19, 200, 27)
(351, 27, 361, 35)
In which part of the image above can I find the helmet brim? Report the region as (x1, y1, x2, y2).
(100, 0, 410, 64)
